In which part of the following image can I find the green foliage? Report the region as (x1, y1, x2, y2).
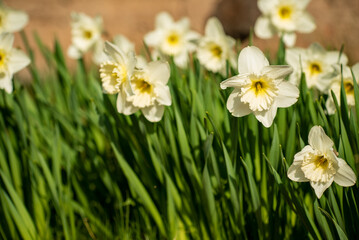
(0, 32, 358, 240)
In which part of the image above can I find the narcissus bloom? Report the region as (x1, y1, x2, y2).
(286, 43, 348, 92)
(144, 12, 200, 68)
(67, 12, 104, 64)
(99, 41, 137, 114)
(254, 0, 316, 47)
(197, 17, 237, 74)
(127, 61, 172, 122)
(0, 4, 28, 33)
(325, 63, 359, 115)
(287, 126, 356, 198)
(0, 33, 30, 93)
(220, 46, 298, 128)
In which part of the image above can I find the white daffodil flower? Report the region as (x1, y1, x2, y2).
(197, 17, 237, 74)
(220, 46, 298, 128)
(254, 0, 316, 47)
(0, 4, 28, 33)
(99, 41, 137, 114)
(67, 12, 103, 63)
(288, 126, 356, 198)
(325, 63, 359, 115)
(127, 61, 172, 122)
(0, 33, 30, 93)
(144, 12, 200, 68)
(286, 43, 348, 92)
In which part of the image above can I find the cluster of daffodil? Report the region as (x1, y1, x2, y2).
(0, 4, 30, 93)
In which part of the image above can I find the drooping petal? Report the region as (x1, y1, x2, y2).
(275, 81, 299, 108)
(334, 158, 356, 187)
(220, 73, 250, 89)
(3, 9, 28, 33)
(254, 103, 278, 128)
(226, 89, 251, 117)
(287, 163, 309, 182)
(238, 46, 269, 74)
(296, 13, 316, 34)
(254, 16, 275, 39)
(8, 49, 31, 74)
(154, 85, 172, 106)
(310, 178, 334, 198)
(0, 71, 13, 93)
(282, 33, 297, 48)
(261, 65, 293, 80)
(147, 61, 170, 85)
(308, 126, 334, 152)
(142, 104, 165, 122)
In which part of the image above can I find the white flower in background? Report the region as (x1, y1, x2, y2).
(286, 43, 348, 92)
(67, 12, 104, 63)
(254, 0, 316, 47)
(325, 63, 359, 115)
(0, 33, 30, 93)
(0, 4, 28, 33)
(127, 61, 172, 122)
(197, 17, 237, 75)
(144, 12, 200, 68)
(288, 126, 356, 198)
(99, 41, 137, 114)
(220, 46, 298, 128)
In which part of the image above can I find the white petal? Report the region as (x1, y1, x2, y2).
(205, 17, 225, 38)
(144, 30, 162, 47)
(296, 13, 316, 34)
(92, 40, 108, 65)
(325, 51, 348, 65)
(282, 33, 297, 47)
(113, 34, 135, 53)
(285, 48, 304, 69)
(310, 179, 334, 198)
(334, 158, 356, 187)
(125, 51, 137, 77)
(275, 81, 299, 108)
(142, 104, 165, 122)
(3, 9, 28, 33)
(104, 41, 126, 64)
(226, 89, 251, 117)
(0, 33, 14, 51)
(174, 52, 188, 68)
(220, 73, 250, 89)
(254, 17, 275, 39)
(0, 71, 13, 93)
(67, 45, 82, 59)
(8, 49, 30, 74)
(154, 85, 172, 106)
(308, 126, 334, 152)
(147, 61, 170, 85)
(293, 145, 314, 162)
(352, 63, 359, 81)
(254, 104, 277, 128)
(155, 12, 174, 29)
(261, 65, 293, 79)
(257, 0, 278, 14)
(238, 46, 269, 74)
(117, 90, 138, 114)
(287, 163, 309, 182)
(295, 0, 311, 9)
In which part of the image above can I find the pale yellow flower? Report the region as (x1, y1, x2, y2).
(0, 4, 28, 34)
(288, 126, 356, 198)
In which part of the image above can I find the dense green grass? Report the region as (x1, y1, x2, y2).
(0, 33, 358, 239)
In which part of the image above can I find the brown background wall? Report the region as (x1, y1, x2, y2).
(5, 0, 359, 69)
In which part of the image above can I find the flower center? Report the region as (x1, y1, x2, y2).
(167, 33, 179, 46)
(344, 80, 354, 95)
(301, 151, 337, 183)
(137, 79, 153, 94)
(210, 45, 222, 58)
(0, 50, 7, 68)
(278, 6, 292, 19)
(83, 30, 93, 39)
(309, 62, 322, 76)
(240, 75, 279, 112)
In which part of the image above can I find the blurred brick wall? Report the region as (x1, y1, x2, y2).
(5, 0, 359, 70)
